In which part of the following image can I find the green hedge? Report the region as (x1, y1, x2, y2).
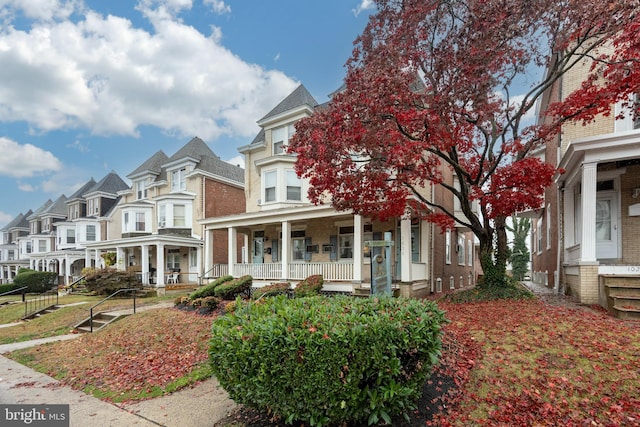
(12, 270, 58, 293)
(0, 283, 22, 295)
(189, 275, 234, 300)
(214, 275, 252, 300)
(210, 295, 446, 426)
(251, 282, 290, 300)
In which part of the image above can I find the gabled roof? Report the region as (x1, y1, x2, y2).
(127, 150, 169, 180)
(27, 200, 53, 221)
(258, 84, 318, 123)
(165, 137, 244, 184)
(68, 178, 97, 202)
(41, 195, 68, 217)
(1, 211, 30, 231)
(85, 171, 129, 197)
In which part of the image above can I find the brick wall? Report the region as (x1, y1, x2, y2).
(204, 177, 246, 264)
(621, 165, 640, 264)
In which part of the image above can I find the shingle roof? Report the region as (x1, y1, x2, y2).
(68, 178, 97, 201)
(167, 137, 244, 184)
(127, 150, 169, 179)
(258, 84, 318, 123)
(41, 195, 68, 217)
(1, 211, 29, 231)
(27, 200, 53, 220)
(85, 171, 129, 196)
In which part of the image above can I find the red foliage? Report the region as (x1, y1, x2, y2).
(289, 0, 640, 251)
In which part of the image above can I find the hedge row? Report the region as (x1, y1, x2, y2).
(209, 295, 447, 426)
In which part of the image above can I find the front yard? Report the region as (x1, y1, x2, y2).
(4, 293, 640, 425)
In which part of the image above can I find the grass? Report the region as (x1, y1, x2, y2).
(0, 292, 182, 344)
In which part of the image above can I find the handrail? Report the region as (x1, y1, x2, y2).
(66, 275, 86, 290)
(0, 286, 27, 298)
(23, 289, 59, 319)
(88, 288, 138, 333)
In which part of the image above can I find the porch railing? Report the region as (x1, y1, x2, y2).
(216, 262, 355, 282)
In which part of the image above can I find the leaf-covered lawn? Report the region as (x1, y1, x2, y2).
(9, 307, 214, 403)
(7, 298, 640, 425)
(431, 299, 640, 426)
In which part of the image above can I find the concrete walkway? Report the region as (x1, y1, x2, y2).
(0, 302, 238, 426)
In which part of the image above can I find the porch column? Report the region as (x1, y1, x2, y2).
(228, 227, 237, 277)
(400, 215, 412, 282)
(94, 249, 101, 268)
(65, 254, 71, 285)
(196, 245, 202, 285)
(116, 247, 125, 270)
(84, 250, 91, 270)
(204, 228, 213, 276)
(141, 244, 150, 285)
(563, 186, 575, 249)
(580, 162, 598, 263)
(353, 215, 363, 283)
(281, 221, 290, 281)
(156, 244, 165, 288)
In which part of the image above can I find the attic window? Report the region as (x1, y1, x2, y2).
(272, 123, 295, 155)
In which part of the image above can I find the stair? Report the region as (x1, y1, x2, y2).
(603, 275, 640, 320)
(352, 286, 371, 297)
(74, 312, 128, 333)
(22, 305, 60, 320)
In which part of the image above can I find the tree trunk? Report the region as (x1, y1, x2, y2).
(477, 215, 509, 288)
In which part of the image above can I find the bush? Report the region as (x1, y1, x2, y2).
(12, 270, 58, 293)
(210, 295, 446, 426)
(83, 268, 142, 296)
(214, 275, 252, 300)
(293, 274, 324, 298)
(0, 283, 22, 295)
(189, 275, 233, 300)
(252, 282, 290, 300)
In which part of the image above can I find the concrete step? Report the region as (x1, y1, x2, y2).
(74, 313, 126, 333)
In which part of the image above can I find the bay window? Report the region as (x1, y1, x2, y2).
(286, 170, 301, 201)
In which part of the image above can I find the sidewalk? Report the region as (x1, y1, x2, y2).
(0, 302, 238, 426)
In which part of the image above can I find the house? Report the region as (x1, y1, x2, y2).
(200, 84, 435, 296)
(532, 54, 640, 317)
(84, 137, 245, 294)
(0, 210, 32, 284)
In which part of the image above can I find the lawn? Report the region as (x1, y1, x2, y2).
(5, 295, 640, 425)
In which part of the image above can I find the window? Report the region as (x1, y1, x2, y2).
(67, 229, 75, 244)
(546, 204, 551, 250)
(174, 205, 186, 227)
(190, 249, 197, 268)
(339, 226, 354, 259)
(286, 170, 301, 201)
(135, 212, 145, 231)
(272, 123, 295, 155)
(158, 205, 166, 227)
(264, 171, 276, 202)
(467, 239, 473, 266)
(171, 168, 187, 192)
(88, 198, 98, 215)
(634, 94, 640, 129)
(136, 179, 148, 199)
(458, 235, 466, 265)
(445, 229, 451, 264)
(38, 240, 46, 252)
(26, 241, 32, 254)
(86, 225, 96, 241)
(411, 223, 420, 262)
(537, 220, 543, 254)
(166, 249, 180, 270)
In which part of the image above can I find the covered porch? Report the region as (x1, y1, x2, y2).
(201, 205, 432, 295)
(558, 130, 640, 312)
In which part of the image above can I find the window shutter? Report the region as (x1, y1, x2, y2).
(271, 239, 279, 262)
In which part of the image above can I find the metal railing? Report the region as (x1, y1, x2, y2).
(23, 289, 59, 319)
(0, 286, 28, 305)
(88, 288, 138, 333)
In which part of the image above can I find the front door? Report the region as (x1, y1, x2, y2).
(253, 237, 264, 263)
(596, 192, 618, 259)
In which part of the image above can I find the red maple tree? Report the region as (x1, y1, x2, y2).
(289, 0, 640, 284)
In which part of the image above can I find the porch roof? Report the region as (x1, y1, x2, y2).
(84, 234, 203, 250)
(200, 204, 354, 230)
(557, 130, 640, 185)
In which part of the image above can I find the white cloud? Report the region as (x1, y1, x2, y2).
(225, 154, 244, 169)
(0, 2, 298, 143)
(0, 137, 63, 178)
(0, 0, 81, 23)
(0, 210, 14, 227)
(39, 166, 92, 195)
(204, 0, 230, 14)
(17, 182, 36, 192)
(352, 0, 375, 17)
(66, 139, 90, 152)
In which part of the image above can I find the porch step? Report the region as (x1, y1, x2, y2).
(352, 286, 371, 297)
(611, 305, 640, 321)
(22, 305, 60, 321)
(74, 312, 127, 333)
(604, 277, 640, 320)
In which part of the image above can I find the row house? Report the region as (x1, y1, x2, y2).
(200, 84, 479, 295)
(82, 137, 245, 293)
(531, 50, 640, 313)
(0, 210, 31, 284)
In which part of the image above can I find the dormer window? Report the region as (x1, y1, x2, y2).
(136, 179, 148, 199)
(272, 123, 295, 155)
(171, 168, 187, 192)
(87, 198, 99, 215)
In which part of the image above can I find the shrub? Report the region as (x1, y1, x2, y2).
(0, 283, 22, 295)
(189, 275, 233, 300)
(174, 295, 190, 306)
(83, 268, 142, 295)
(293, 274, 324, 298)
(252, 282, 290, 300)
(12, 270, 58, 293)
(214, 275, 252, 300)
(210, 295, 446, 426)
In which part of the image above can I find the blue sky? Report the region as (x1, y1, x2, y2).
(0, 0, 376, 227)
